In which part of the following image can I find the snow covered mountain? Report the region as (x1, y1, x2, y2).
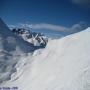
(1, 18, 90, 90)
(10, 27, 48, 47)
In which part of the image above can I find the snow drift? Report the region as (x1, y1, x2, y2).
(1, 26, 90, 90)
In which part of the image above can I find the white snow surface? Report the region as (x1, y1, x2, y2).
(1, 27, 90, 90)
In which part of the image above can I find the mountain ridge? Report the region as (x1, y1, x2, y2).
(1, 27, 90, 90)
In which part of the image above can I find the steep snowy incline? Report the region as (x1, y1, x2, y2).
(1, 27, 90, 90)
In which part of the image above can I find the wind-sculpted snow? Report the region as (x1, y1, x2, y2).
(1, 26, 90, 90)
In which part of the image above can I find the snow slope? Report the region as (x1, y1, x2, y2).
(1, 27, 90, 90)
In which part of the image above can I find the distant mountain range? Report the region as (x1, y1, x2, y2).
(10, 27, 48, 48)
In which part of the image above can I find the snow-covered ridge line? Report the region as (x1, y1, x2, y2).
(0, 17, 90, 90)
(1, 27, 90, 90)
